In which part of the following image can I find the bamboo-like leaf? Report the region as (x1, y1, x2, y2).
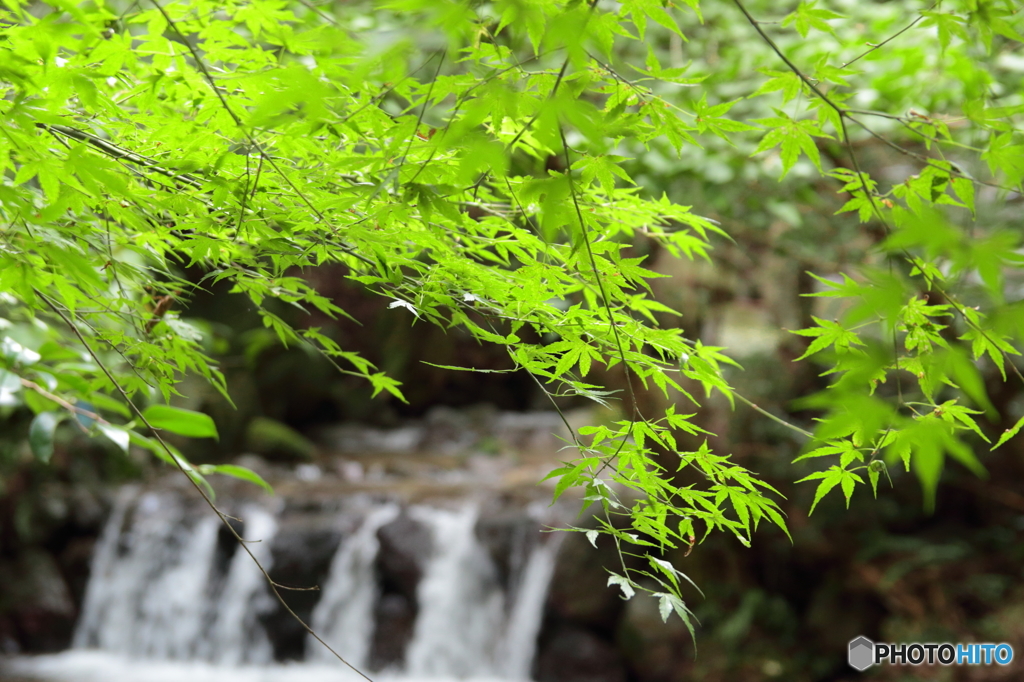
(142, 405, 219, 440)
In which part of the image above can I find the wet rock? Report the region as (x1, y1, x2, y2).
(321, 424, 425, 455)
(544, 531, 624, 629)
(368, 511, 432, 670)
(534, 625, 627, 682)
(375, 512, 432, 601)
(475, 511, 539, 597)
(616, 592, 692, 682)
(533, 526, 633, 682)
(420, 406, 481, 454)
(0, 549, 75, 652)
(368, 593, 417, 671)
(493, 411, 567, 453)
(259, 511, 343, 661)
(58, 536, 97, 616)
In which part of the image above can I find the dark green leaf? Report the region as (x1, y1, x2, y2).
(142, 404, 219, 439)
(198, 464, 274, 495)
(29, 411, 63, 463)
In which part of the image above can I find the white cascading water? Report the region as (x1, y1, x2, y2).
(70, 488, 132, 652)
(497, 534, 561, 680)
(405, 505, 506, 678)
(199, 505, 278, 665)
(72, 488, 279, 665)
(307, 503, 400, 667)
(16, 489, 561, 682)
(73, 488, 223, 659)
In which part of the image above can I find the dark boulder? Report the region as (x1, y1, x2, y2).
(534, 625, 628, 682)
(258, 510, 343, 661)
(368, 511, 432, 670)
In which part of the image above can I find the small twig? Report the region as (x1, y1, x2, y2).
(733, 392, 814, 439)
(18, 379, 109, 428)
(391, 49, 446, 194)
(295, 0, 338, 25)
(458, 0, 601, 198)
(559, 123, 645, 483)
(841, 4, 935, 68)
(39, 123, 203, 189)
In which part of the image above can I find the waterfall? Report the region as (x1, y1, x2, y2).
(71, 488, 132, 652)
(72, 489, 279, 664)
(307, 503, 399, 667)
(201, 505, 278, 665)
(73, 489, 223, 659)
(50, 489, 561, 682)
(405, 505, 505, 677)
(498, 535, 561, 680)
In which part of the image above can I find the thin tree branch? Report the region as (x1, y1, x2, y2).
(39, 123, 203, 189)
(18, 378, 108, 429)
(36, 289, 375, 682)
(733, 0, 1024, 410)
(148, 0, 374, 262)
(733, 392, 814, 439)
(840, 4, 935, 68)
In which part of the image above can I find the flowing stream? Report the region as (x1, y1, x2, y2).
(9, 486, 560, 682)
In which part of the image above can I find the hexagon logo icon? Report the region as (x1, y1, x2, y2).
(849, 636, 875, 671)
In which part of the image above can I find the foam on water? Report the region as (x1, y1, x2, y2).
(4, 650, 508, 682)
